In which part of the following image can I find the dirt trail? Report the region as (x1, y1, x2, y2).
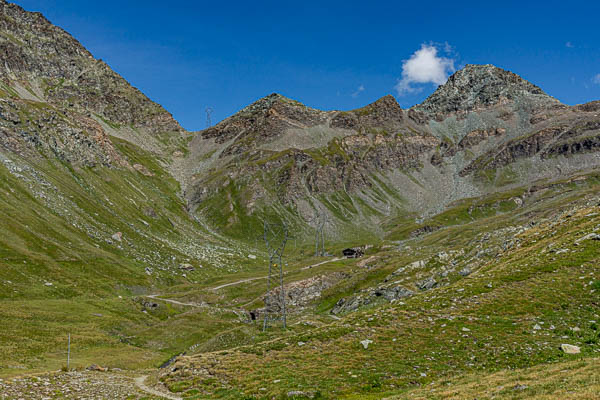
(212, 275, 268, 290)
(146, 294, 203, 307)
(134, 375, 181, 400)
(145, 294, 245, 317)
(212, 257, 341, 291)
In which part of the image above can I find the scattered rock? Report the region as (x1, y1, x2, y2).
(86, 364, 107, 372)
(178, 263, 195, 271)
(560, 344, 580, 354)
(111, 232, 122, 242)
(248, 254, 257, 260)
(575, 233, 600, 244)
(331, 295, 364, 315)
(287, 390, 315, 399)
(409, 260, 427, 269)
(143, 207, 158, 218)
(266, 273, 347, 312)
(374, 286, 414, 301)
(416, 276, 437, 291)
(360, 339, 373, 349)
(142, 301, 159, 310)
(159, 353, 184, 369)
(132, 163, 154, 176)
(357, 255, 379, 268)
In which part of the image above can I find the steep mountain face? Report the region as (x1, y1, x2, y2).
(0, 0, 184, 160)
(0, 1, 246, 305)
(181, 92, 441, 239)
(183, 65, 600, 240)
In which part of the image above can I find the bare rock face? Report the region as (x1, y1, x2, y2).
(201, 93, 327, 156)
(0, 1, 182, 134)
(414, 64, 559, 118)
(264, 273, 347, 312)
(0, 1, 185, 166)
(331, 95, 404, 132)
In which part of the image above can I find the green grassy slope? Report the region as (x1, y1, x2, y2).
(0, 136, 269, 374)
(158, 173, 600, 399)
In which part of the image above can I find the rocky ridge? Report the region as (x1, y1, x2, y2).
(0, 0, 184, 161)
(184, 64, 600, 239)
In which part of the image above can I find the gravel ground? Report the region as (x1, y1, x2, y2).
(0, 371, 164, 399)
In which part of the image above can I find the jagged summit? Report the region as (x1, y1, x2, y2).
(234, 93, 309, 117)
(414, 64, 559, 116)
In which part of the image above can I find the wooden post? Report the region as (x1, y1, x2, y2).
(67, 333, 70, 370)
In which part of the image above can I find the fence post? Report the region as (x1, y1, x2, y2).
(67, 333, 71, 370)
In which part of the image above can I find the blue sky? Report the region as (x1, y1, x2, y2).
(12, 0, 600, 130)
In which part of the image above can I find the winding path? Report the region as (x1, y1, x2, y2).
(211, 275, 268, 290)
(145, 294, 245, 317)
(134, 375, 181, 400)
(211, 257, 341, 291)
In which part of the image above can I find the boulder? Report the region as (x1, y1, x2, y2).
(560, 344, 580, 354)
(179, 263, 195, 271)
(133, 163, 154, 176)
(374, 286, 414, 301)
(416, 276, 437, 291)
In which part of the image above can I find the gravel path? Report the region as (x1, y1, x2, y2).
(212, 257, 341, 291)
(134, 375, 181, 400)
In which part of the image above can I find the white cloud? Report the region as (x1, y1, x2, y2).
(351, 85, 365, 98)
(395, 44, 455, 95)
(593, 74, 600, 85)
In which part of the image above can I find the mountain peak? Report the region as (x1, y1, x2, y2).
(414, 64, 559, 116)
(236, 93, 305, 117)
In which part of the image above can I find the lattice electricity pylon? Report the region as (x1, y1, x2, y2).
(205, 107, 213, 128)
(262, 221, 288, 331)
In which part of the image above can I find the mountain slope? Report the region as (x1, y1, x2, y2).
(182, 65, 600, 243)
(0, 1, 259, 374)
(0, 0, 183, 156)
(1, 1, 600, 396)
